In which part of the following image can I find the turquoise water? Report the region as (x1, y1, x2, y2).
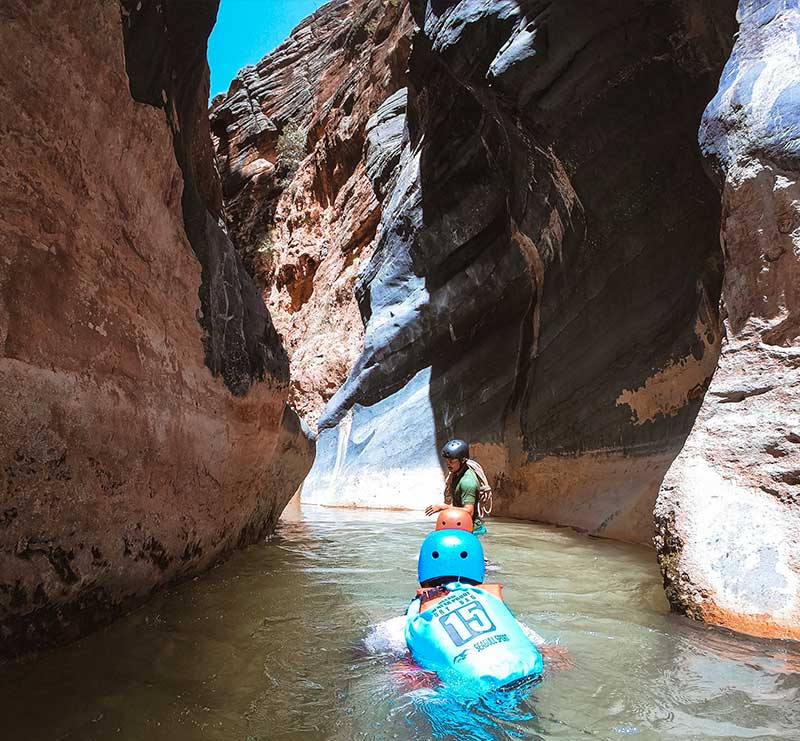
(1, 503, 798, 739)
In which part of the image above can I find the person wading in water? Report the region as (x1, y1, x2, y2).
(424, 439, 489, 535)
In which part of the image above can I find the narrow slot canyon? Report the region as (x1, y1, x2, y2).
(0, 0, 798, 737)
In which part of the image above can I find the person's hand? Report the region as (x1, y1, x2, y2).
(541, 642, 573, 671)
(424, 502, 445, 516)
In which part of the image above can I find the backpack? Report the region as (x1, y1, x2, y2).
(444, 458, 494, 518)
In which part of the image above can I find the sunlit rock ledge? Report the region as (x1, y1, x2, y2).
(302, 368, 444, 511)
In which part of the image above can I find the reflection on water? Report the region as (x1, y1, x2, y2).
(1, 503, 798, 740)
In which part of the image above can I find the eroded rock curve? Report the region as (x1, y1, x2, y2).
(303, 0, 737, 540)
(655, 0, 800, 640)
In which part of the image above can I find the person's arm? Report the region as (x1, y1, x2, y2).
(540, 642, 573, 669)
(520, 622, 547, 647)
(520, 622, 573, 670)
(424, 502, 447, 516)
(425, 471, 454, 516)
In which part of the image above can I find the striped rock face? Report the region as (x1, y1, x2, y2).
(656, 0, 800, 639)
(209, 0, 414, 431)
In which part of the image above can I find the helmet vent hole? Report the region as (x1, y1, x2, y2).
(460, 551, 468, 559)
(457, 521, 461, 526)
(432, 551, 439, 559)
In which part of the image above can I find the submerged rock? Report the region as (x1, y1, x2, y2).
(303, 0, 737, 541)
(655, 1, 800, 640)
(0, 0, 312, 658)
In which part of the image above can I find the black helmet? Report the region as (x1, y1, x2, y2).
(441, 439, 469, 460)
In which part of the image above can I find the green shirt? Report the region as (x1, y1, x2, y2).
(452, 468, 484, 531)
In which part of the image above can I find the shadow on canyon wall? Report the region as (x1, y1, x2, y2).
(121, 0, 289, 394)
(418, 0, 737, 541)
(305, 0, 737, 542)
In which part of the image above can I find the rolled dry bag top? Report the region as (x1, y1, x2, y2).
(405, 582, 544, 694)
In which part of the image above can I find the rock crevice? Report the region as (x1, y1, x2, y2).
(121, 0, 288, 395)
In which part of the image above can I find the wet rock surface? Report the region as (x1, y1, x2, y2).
(655, 0, 800, 639)
(303, 0, 737, 539)
(0, 0, 312, 657)
(210, 0, 413, 429)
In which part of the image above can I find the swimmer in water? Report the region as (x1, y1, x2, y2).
(365, 530, 571, 693)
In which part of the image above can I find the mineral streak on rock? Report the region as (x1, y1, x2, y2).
(616, 312, 722, 426)
(304, 0, 737, 542)
(656, 0, 800, 639)
(210, 0, 413, 429)
(0, 0, 313, 658)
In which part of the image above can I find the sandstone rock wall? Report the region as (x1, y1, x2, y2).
(655, 0, 800, 639)
(210, 0, 413, 428)
(303, 0, 738, 538)
(0, 0, 312, 658)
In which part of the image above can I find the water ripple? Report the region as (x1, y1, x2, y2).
(0, 506, 797, 740)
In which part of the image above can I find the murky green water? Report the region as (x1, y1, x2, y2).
(2, 503, 798, 740)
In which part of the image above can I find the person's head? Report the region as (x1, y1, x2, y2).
(441, 438, 469, 474)
(417, 529, 485, 587)
(435, 507, 473, 533)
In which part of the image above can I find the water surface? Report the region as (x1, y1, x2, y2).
(2, 503, 798, 740)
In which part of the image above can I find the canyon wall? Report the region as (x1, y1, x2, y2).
(655, 0, 800, 640)
(0, 0, 312, 658)
(303, 0, 738, 530)
(206, 0, 796, 640)
(210, 0, 413, 428)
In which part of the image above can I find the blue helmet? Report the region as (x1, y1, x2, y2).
(417, 530, 485, 586)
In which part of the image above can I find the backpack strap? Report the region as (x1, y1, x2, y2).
(466, 459, 493, 518)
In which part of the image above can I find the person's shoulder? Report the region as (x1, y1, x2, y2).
(461, 467, 480, 487)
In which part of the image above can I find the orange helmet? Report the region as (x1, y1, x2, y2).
(435, 507, 472, 532)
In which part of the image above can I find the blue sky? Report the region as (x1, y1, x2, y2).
(208, 0, 329, 99)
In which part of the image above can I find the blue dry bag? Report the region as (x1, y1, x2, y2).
(405, 582, 544, 695)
